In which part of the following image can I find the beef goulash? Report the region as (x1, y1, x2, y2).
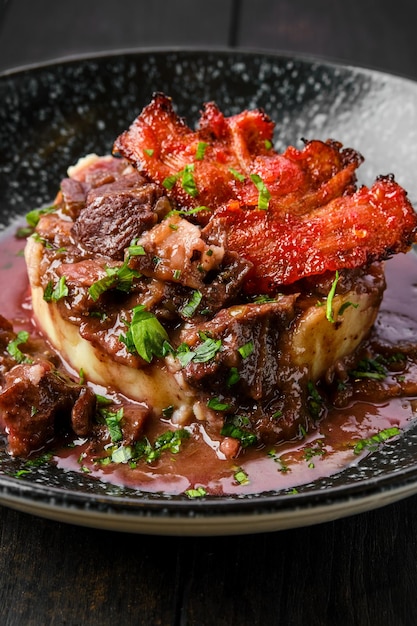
(1, 93, 417, 493)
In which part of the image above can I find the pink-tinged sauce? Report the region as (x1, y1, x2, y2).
(1, 221, 417, 496)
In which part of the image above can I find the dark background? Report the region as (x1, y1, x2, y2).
(1, 2, 417, 625)
(1, 0, 417, 80)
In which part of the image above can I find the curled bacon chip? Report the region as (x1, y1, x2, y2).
(114, 93, 417, 291)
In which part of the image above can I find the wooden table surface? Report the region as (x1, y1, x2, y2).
(1, 1, 417, 624)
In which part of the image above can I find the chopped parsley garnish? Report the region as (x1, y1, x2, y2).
(181, 164, 199, 197)
(307, 381, 323, 420)
(268, 451, 290, 473)
(162, 405, 174, 418)
(192, 333, 222, 363)
(185, 486, 207, 498)
(126, 242, 146, 257)
(162, 174, 178, 190)
(238, 341, 254, 359)
(162, 164, 199, 198)
(253, 294, 277, 303)
(25, 204, 56, 227)
(264, 139, 273, 150)
(349, 357, 387, 381)
(250, 173, 271, 210)
(120, 305, 169, 363)
(195, 141, 207, 160)
(102, 429, 190, 467)
(234, 468, 249, 485)
(338, 300, 359, 316)
(175, 332, 222, 367)
(43, 276, 69, 302)
(207, 397, 231, 412)
(326, 271, 339, 323)
(180, 290, 202, 318)
(100, 407, 124, 443)
(352, 427, 401, 455)
(166, 205, 210, 218)
(143, 148, 154, 157)
(229, 167, 246, 182)
(303, 440, 326, 468)
(88, 261, 141, 301)
(227, 367, 240, 387)
(11, 452, 53, 478)
(220, 415, 257, 447)
(7, 331, 32, 364)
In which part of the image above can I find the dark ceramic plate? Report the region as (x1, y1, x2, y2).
(1, 49, 417, 535)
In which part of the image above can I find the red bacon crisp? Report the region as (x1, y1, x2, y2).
(114, 93, 417, 292)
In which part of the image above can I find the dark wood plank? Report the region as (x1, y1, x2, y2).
(0, 0, 233, 71)
(2, 495, 417, 625)
(238, 0, 417, 79)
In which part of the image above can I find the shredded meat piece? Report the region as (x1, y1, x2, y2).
(180, 297, 298, 400)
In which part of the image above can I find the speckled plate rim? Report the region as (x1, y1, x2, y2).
(1, 466, 417, 535)
(2, 47, 417, 534)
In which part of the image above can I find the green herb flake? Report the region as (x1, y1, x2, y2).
(120, 304, 169, 363)
(26, 205, 56, 227)
(338, 301, 359, 316)
(15, 226, 34, 239)
(264, 139, 273, 150)
(227, 367, 240, 387)
(43, 276, 68, 302)
(175, 343, 195, 368)
(181, 164, 199, 198)
(221, 416, 257, 448)
(185, 486, 207, 498)
(326, 271, 339, 323)
(101, 407, 124, 443)
(207, 397, 231, 412)
(7, 330, 32, 364)
(249, 173, 271, 210)
(166, 205, 210, 218)
(238, 341, 254, 359)
(162, 405, 174, 419)
(162, 174, 179, 190)
(195, 141, 207, 160)
(353, 427, 401, 455)
(143, 148, 154, 157)
(127, 243, 146, 257)
(111, 445, 133, 464)
(234, 468, 250, 485)
(193, 333, 222, 363)
(303, 441, 326, 465)
(229, 167, 246, 182)
(349, 357, 388, 381)
(180, 290, 202, 318)
(307, 381, 323, 420)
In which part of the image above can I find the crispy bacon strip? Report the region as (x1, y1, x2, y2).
(114, 94, 417, 291)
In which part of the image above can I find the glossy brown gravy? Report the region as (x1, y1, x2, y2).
(1, 221, 417, 496)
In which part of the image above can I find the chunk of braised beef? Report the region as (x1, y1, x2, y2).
(71, 173, 173, 259)
(0, 315, 18, 382)
(179, 296, 320, 444)
(180, 298, 297, 399)
(200, 251, 253, 315)
(0, 360, 96, 456)
(60, 178, 88, 220)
